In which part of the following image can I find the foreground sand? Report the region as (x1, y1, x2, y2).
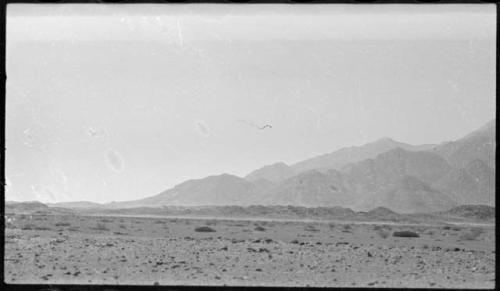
(4, 213, 495, 288)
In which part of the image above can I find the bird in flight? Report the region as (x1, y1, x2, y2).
(237, 120, 273, 130)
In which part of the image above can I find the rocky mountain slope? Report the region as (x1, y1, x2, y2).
(111, 174, 259, 208)
(244, 162, 296, 183)
(433, 159, 495, 205)
(290, 137, 435, 173)
(262, 170, 357, 208)
(430, 119, 495, 169)
(46, 119, 495, 214)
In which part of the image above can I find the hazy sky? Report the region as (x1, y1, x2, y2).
(6, 4, 496, 203)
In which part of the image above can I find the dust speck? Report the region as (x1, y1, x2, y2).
(107, 150, 124, 172)
(195, 120, 210, 137)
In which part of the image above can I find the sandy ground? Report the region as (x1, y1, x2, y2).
(4, 213, 496, 288)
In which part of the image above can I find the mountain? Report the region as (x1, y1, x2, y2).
(109, 174, 260, 208)
(341, 148, 451, 194)
(291, 137, 435, 174)
(366, 176, 456, 214)
(338, 148, 454, 212)
(251, 178, 276, 194)
(262, 170, 356, 207)
(433, 159, 495, 205)
(43, 120, 495, 213)
(430, 119, 495, 169)
(244, 162, 295, 183)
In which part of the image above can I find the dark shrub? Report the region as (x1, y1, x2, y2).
(195, 226, 216, 232)
(55, 222, 71, 227)
(304, 225, 319, 232)
(254, 226, 266, 232)
(393, 231, 420, 238)
(342, 224, 352, 233)
(90, 223, 110, 231)
(21, 224, 51, 231)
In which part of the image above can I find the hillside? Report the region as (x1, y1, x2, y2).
(430, 119, 495, 169)
(34, 120, 495, 214)
(366, 176, 456, 214)
(109, 174, 261, 208)
(433, 159, 495, 205)
(291, 137, 435, 173)
(262, 170, 356, 208)
(244, 162, 296, 183)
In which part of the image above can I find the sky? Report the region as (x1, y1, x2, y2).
(5, 4, 496, 203)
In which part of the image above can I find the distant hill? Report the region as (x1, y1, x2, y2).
(5, 201, 49, 211)
(291, 137, 435, 173)
(367, 206, 398, 217)
(357, 206, 407, 221)
(5, 201, 73, 215)
(109, 174, 261, 208)
(439, 205, 495, 221)
(244, 162, 295, 183)
(48, 201, 105, 209)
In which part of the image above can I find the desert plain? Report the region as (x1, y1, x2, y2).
(4, 211, 495, 288)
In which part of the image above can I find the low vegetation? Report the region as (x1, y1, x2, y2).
(393, 231, 420, 238)
(443, 225, 461, 231)
(304, 225, 319, 232)
(21, 224, 51, 231)
(254, 226, 266, 232)
(342, 224, 352, 233)
(90, 223, 110, 231)
(194, 226, 216, 232)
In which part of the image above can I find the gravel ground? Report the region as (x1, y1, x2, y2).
(4, 213, 496, 288)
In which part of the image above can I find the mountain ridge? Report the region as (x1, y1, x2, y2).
(25, 119, 495, 214)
